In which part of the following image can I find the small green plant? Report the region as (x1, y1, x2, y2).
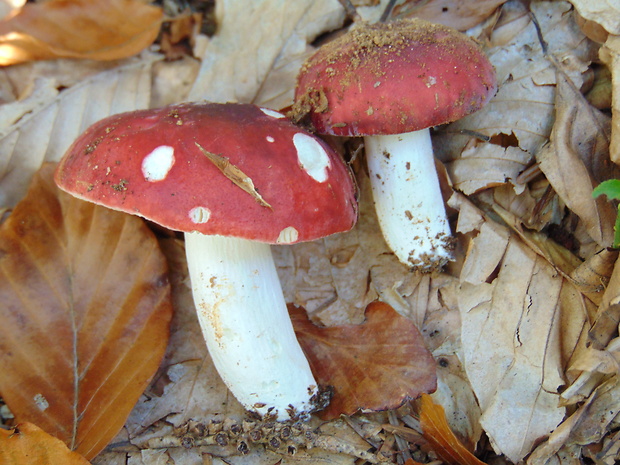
(592, 179, 620, 249)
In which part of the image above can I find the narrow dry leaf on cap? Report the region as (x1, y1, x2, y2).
(537, 71, 617, 249)
(390, 0, 505, 31)
(437, 1, 599, 195)
(449, 192, 576, 463)
(0, 422, 90, 465)
(187, 0, 345, 107)
(569, 0, 620, 35)
(0, 0, 163, 65)
(0, 53, 157, 209)
(292, 301, 437, 420)
(0, 163, 173, 459)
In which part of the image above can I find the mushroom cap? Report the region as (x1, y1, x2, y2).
(294, 18, 497, 137)
(55, 102, 358, 244)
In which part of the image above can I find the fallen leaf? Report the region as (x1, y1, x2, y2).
(0, 163, 173, 459)
(418, 394, 486, 465)
(293, 301, 437, 420)
(195, 142, 272, 209)
(600, 35, 620, 165)
(0, 0, 163, 65)
(0, 422, 90, 465)
(537, 70, 616, 248)
(0, 53, 158, 209)
(438, 1, 599, 193)
(391, 0, 504, 31)
(187, 0, 345, 107)
(449, 192, 571, 463)
(570, 0, 620, 35)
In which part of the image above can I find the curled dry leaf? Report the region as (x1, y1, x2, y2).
(569, 0, 620, 35)
(292, 301, 437, 420)
(537, 71, 617, 249)
(0, 54, 156, 210)
(600, 35, 620, 165)
(418, 394, 486, 465)
(438, 1, 599, 195)
(0, 163, 173, 459)
(0, 0, 163, 65)
(450, 192, 575, 463)
(0, 422, 90, 465)
(392, 0, 505, 31)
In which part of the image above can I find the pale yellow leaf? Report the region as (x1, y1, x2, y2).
(570, 0, 620, 35)
(0, 54, 158, 209)
(437, 1, 598, 193)
(187, 0, 345, 108)
(453, 198, 572, 463)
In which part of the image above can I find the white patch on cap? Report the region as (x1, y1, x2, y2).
(260, 108, 286, 119)
(189, 206, 211, 224)
(142, 146, 175, 182)
(276, 226, 299, 244)
(266, 136, 275, 143)
(292, 133, 331, 183)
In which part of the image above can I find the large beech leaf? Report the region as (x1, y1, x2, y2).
(293, 301, 437, 420)
(0, 163, 172, 459)
(0, 0, 163, 65)
(0, 422, 90, 465)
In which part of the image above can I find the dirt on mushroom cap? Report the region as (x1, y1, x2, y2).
(292, 18, 497, 136)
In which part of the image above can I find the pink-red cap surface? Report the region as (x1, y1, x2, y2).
(55, 102, 358, 244)
(294, 18, 497, 137)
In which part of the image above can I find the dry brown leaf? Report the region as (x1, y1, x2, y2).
(392, 0, 505, 31)
(0, 0, 163, 65)
(0, 422, 91, 465)
(450, 192, 573, 463)
(537, 71, 616, 248)
(600, 35, 620, 165)
(187, 0, 345, 107)
(438, 1, 599, 194)
(293, 301, 437, 420)
(0, 163, 172, 459)
(418, 394, 486, 465)
(0, 54, 157, 210)
(570, 0, 620, 35)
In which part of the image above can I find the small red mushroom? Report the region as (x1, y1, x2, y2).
(294, 18, 497, 271)
(55, 102, 358, 420)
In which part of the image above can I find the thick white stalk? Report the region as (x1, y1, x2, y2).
(365, 129, 453, 271)
(184, 232, 319, 420)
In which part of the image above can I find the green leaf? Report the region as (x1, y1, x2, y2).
(592, 179, 620, 201)
(593, 179, 620, 249)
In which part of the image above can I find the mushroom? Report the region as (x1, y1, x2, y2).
(54, 102, 358, 420)
(294, 18, 496, 271)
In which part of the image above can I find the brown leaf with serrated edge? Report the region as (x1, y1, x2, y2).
(0, 423, 90, 465)
(0, 0, 163, 66)
(292, 301, 437, 420)
(0, 163, 172, 459)
(418, 394, 486, 465)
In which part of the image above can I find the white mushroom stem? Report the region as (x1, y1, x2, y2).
(365, 129, 453, 271)
(184, 232, 319, 420)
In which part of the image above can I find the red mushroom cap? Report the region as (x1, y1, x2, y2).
(55, 102, 358, 244)
(294, 18, 497, 137)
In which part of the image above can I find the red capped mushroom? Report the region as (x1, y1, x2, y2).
(55, 102, 358, 420)
(294, 18, 497, 271)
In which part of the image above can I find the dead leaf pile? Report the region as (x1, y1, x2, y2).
(1, 0, 620, 464)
